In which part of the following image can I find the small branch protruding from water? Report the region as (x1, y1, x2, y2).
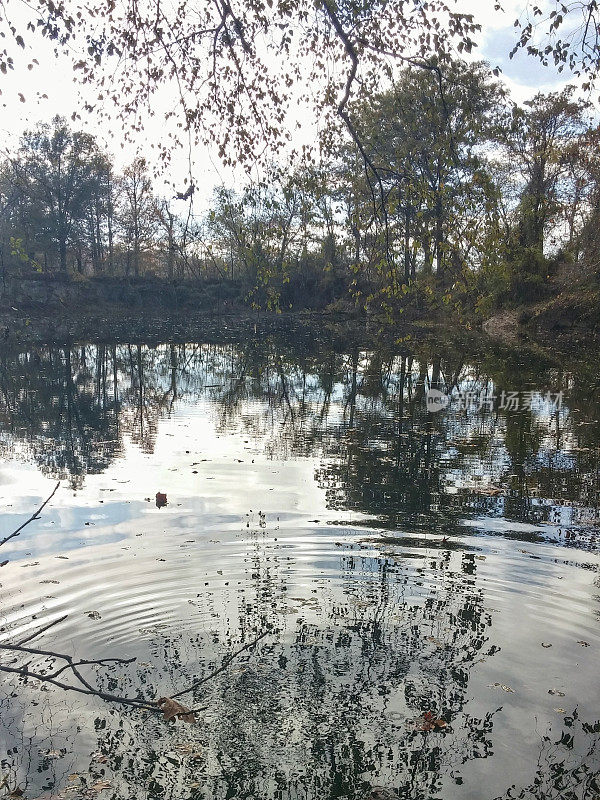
(0, 481, 61, 548)
(16, 614, 68, 645)
(0, 620, 272, 719)
(170, 628, 271, 699)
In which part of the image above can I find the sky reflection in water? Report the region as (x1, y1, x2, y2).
(0, 331, 598, 800)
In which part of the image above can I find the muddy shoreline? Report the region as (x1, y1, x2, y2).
(0, 294, 595, 364)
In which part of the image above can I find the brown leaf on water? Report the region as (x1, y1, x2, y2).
(548, 688, 565, 696)
(364, 788, 395, 800)
(173, 742, 202, 757)
(90, 780, 112, 793)
(414, 711, 447, 732)
(577, 640, 590, 647)
(155, 492, 167, 508)
(157, 696, 196, 724)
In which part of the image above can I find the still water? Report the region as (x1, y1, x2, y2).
(0, 327, 598, 800)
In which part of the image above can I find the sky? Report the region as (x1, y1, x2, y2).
(0, 0, 573, 211)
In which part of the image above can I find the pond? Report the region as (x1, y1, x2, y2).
(0, 325, 598, 800)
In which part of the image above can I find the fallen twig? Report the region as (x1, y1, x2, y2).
(0, 638, 153, 710)
(0, 622, 271, 718)
(0, 481, 61, 548)
(16, 614, 68, 645)
(0, 662, 156, 710)
(171, 629, 270, 699)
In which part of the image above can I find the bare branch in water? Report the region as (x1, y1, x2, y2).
(171, 628, 271, 699)
(0, 637, 154, 711)
(0, 482, 61, 548)
(0, 621, 271, 718)
(16, 614, 68, 645)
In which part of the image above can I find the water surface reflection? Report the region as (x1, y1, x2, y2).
(0, 330, 598, 799)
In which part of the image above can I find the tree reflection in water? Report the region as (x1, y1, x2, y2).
(0, 328, 599, 798)
(0, 548, 499, 798)
(2, 332, 598, 523)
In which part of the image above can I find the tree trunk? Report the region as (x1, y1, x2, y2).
(59, 236, 67, 272)
(167, 214, 175, 281)
(107, 171, 115, 275)
(404, 208, 411, 284)
(435, 194, 443, 280)
(423, 238, 433, 275)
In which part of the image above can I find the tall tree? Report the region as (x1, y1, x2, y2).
(8, 116, 106, 272)
(502, 88, 590, 253)
(341, 60, 504, 286)
(117, 158, 155, 278)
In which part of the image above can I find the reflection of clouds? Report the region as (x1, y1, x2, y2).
(0, 341, 598, 534)
(0, 339, 599, 796)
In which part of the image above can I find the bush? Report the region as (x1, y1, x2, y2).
(469, 247, 551, 316)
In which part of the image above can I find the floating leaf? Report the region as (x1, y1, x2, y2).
(489, 682, 515, 692)
(157, 696, 196, 724)
(173, 742, 202, 757)
(90, 780, 112, 792)
(414, 711, 447, 731)
(155, 492, 167, 508)
(548, 688, 565, 696)
(365, 788, 395, 800)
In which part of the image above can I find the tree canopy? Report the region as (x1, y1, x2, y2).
(1, 1, 599, 168)
(0, 0, 484, 168)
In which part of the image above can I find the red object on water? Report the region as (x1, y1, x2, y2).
(155, 492, 167, 508)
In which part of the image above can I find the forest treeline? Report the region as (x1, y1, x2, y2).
(1, 60, 599, 317)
